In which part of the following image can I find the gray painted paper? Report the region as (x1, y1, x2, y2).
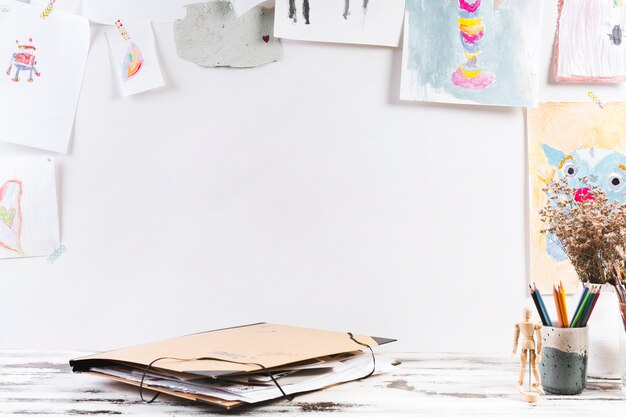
(175, 2, 281, 68)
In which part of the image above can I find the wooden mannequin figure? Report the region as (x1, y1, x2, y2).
(512, 307, 545, 403)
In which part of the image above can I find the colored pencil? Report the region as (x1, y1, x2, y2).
(569, 285, 589, 328)
(571, 289, 591, 328)
(534, 284, 553, 327)
(559, 281, 569, 328)
(578, 286, 596, 328)
(553, 285, 564, 327)
(570, 285, 589, 326)
(582, 286, 602, 327)
(558, 284, 567, 327)
(530, 285, 547, 326)
(578, 286, 595, 328)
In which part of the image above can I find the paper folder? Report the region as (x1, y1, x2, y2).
(70, 323, 395, 408)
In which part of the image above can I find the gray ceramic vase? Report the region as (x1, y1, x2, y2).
(540, 326, 589, 395)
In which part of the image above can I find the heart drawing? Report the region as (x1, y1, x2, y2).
(0, 180, 24, 256)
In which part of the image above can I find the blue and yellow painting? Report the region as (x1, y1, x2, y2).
(400, 0, 542, 107)
(528, 102, 626, 293)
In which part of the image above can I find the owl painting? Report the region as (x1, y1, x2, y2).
(528, 102, 626, 293)
(541, 145, 626, 261)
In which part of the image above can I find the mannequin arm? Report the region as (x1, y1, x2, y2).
(512, 324, 520, 354)
(535, 325, 543, 355)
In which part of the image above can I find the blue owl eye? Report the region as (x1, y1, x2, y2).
(561, 162, 578, 178)
(608, 172, 626, 192)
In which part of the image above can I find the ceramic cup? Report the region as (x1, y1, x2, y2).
(540, 326, 589, 395)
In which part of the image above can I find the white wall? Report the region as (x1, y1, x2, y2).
(0, 1, 625, 353)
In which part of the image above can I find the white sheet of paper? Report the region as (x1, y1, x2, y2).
(105, 21, 165, 97)
(231, 0, 265, 16)
(90, 355, 393, 404)
(273, 0, 405, 46)
(0, 0, 89, 152)
(82, 0, 196, 24)
(0, 157, 60, 259)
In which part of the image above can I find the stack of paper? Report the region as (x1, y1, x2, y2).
(70, 323, 395, 409)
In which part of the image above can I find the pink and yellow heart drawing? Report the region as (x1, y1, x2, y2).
(0, 180, 24, 256)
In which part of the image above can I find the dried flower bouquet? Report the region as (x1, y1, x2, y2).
(540, 178, 626, 285)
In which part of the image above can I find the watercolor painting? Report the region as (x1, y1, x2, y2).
(555, 0, 626, 82)
(274, 0, 405, 46)
(0, 158, 59, 260)
(400, 0, 542, 107)
(528, 102, 626, 293)
(5, 38, 41, 82)
(450, 0, 494, 90)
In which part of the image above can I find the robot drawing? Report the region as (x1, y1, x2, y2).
(6, 39, 41, 83)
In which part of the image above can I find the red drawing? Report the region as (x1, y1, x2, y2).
(6, 39, 41, 83)
(0, 180, 24, 255)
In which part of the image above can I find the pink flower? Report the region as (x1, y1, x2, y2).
(574, 188, 595, 202)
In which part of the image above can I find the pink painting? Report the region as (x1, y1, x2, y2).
(555, 0, 626, 82)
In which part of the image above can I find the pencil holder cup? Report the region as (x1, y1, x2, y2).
(540, 326, 589, 395)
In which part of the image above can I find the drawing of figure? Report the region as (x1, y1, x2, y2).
(451, 0, 494, 89)
(288, 0, 371, 24)
(6, 38, 41, 83)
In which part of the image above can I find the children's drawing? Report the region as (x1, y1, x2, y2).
(541, 145, 626, 262)
(0, 158, 59, 260)
(451, 0, 494, 90)
(105, 21, 164, 96)
(274, 0, 405, 46)
(528, 102, 626, 292)
(0, 179, 24, 256)
(6, 39, 41, 83)
(0, 0, 90, 153)
(555, 0, 626, 82)
(123, 41, 143, 81)
(400, 0, 542, 107)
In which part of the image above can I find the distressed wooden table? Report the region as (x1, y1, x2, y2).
(0, 351, 624, 416)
